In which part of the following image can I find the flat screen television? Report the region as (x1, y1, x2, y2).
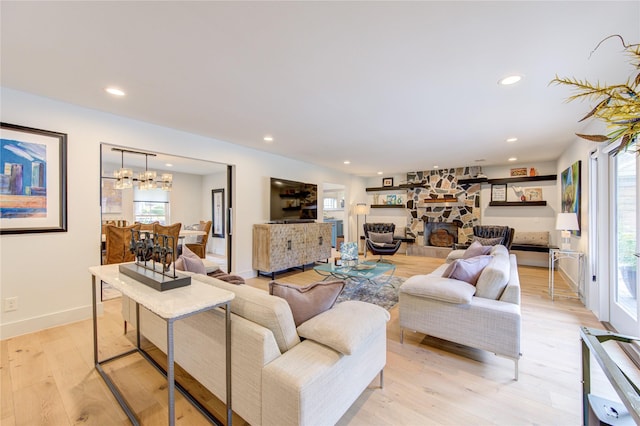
(270, 177, 318, 223)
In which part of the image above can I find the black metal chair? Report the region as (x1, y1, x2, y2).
(363, 223, 402, 262)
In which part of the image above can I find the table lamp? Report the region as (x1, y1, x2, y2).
(556, 212, 579, 250)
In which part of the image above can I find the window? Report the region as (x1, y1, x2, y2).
(323, 190, 344, 211)
(324, 197, 339, 210)
(133, 187, 170, 224)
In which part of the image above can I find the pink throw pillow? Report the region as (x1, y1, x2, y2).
(462, 241, 493, 259)
(174, 245, 206, 274)
(442, 255, 492, 285)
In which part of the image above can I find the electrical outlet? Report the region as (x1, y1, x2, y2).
(4, 297, 18, 312)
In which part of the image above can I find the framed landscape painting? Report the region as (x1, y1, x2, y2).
(0, 123, 68, 234)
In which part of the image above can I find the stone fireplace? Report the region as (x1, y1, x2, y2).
(405, 167, 482, 254)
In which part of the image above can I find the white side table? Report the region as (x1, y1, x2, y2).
(90, 263, 234, 425)
(548, 248, 585, 301)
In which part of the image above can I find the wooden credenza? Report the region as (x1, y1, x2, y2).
(253, 222, 332, 278)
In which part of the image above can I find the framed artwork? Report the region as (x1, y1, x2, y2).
(510, 167, 528, 177)
(211, 188, 225, 238)
(0, 122, 67, 234)
(561, 161, 581, 236)
(524, 187, 543, 202)
(382, 177, 394, 187)
(101, 178, 122, 213)
(386, 194, 397, 204)
(491, 184, 507, 202)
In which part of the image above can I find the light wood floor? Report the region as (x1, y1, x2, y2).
(0, 255, 625, 425)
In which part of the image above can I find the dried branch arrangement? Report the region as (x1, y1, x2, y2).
(551, 35, 639, 155)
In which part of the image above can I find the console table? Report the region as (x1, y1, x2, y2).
(90, 264, 235, 425)
(548, 248, 585, 301)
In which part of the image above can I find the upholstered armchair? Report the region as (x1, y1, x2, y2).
(104, 223, 141, 265)
(455, 225, 515, 250)
(153, 222, 182, 261)
(186, 220, 212, 258)
(363, 223, 402, 262)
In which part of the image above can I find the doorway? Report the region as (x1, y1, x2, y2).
(100, 143, 232, 279)
(608, 146, 639, 336)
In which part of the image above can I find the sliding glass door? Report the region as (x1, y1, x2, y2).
(609, 146, 639, 336)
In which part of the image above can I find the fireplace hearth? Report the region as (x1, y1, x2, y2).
(423, 220, 461, 247)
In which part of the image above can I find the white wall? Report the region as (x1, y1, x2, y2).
(481, 161, 559, 245)
(202, 171, 227, 256)
(0, 88, 361, 339)
(557, 137, 601, 313)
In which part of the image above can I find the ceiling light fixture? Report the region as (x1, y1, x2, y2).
(263, 136, 273, 142)
(111, 148, 172, 191)
(506, 137, 518, 142)
(508, 157, 518, 162)
(344, 160, 351, 165)
(105, 87, 126, 96)
(377, 171, 383, 175)
(498, 75, 522, 85)
(433, 165, 439, 169)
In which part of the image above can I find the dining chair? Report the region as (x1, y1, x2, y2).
(153, 222, 182, 263)
(186, 220, 212, 258)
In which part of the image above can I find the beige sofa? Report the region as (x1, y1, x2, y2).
(398, 245, 522, 379)
(121, 273, 390, 425)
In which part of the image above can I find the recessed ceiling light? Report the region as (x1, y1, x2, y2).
(263, 136, 273, 142)
(433, 165, 439, 169)
(508, 157, 517, 162)
(343, 160, 351, 165)
(498, 75, 522, 85)
(105, 87, 125, 96)
(506, 137, 518, 143)
(165, 163, 173, 167)
(377, 171, 383, 175)
(474, 159, 486, 162)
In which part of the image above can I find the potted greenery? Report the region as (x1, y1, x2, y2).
(550, 35, 639, 155)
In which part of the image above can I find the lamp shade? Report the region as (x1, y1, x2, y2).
(556, 212, 579, 231)
(354, 203, 370, 215)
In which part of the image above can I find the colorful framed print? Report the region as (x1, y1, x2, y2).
(561, 161, 581, 236)
(0, 123, 67, 234)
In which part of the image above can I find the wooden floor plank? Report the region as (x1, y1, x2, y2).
(0, 254, 632, 425)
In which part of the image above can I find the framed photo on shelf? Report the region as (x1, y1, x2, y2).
(0, 122, 68, 234)
(491, 184, 507, 202)
(382, 177, 394, 187)
(524, 187, 543, 201)
(510, 167, 528, 177)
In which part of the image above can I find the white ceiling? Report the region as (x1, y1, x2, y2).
(1, 1, 639, 176)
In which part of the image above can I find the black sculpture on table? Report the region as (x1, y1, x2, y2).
(129, 230, 178, 277)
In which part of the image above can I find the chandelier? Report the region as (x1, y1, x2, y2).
(112, 148, 172, 191)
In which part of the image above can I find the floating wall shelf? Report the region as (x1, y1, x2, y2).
(489, 201, 547, 207)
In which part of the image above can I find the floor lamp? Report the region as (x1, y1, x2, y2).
(556, 212, 579, 250)
(355, 203, 370, 254)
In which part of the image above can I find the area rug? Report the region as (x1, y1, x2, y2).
(336, 276, 405, 310)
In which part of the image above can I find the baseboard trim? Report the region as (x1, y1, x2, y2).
(0, 303, 102, 340)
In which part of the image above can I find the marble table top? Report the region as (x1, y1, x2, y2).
(90, 263, 234, 319)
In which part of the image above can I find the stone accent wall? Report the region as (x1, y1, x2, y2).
(406, 167, 482, 245)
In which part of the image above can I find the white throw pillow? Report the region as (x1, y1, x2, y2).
(297, 301, 390, 355)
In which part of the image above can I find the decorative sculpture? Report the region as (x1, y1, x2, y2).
(129, 229, 177, 277)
